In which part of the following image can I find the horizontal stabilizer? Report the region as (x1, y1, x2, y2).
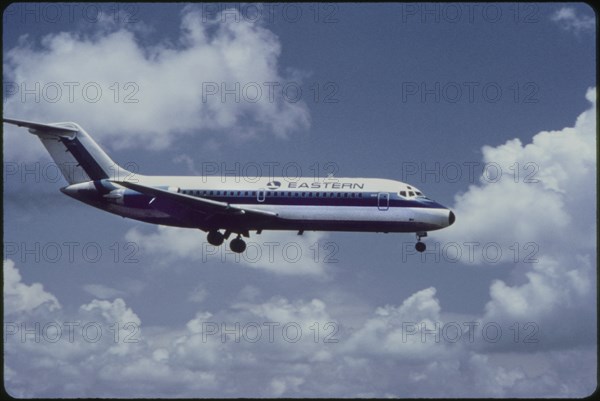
(3, 118, 78, 136)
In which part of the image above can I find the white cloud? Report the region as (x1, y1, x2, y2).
(125, 225, 334, 277)
(439, 87, 596, 260)
(269, 376, 305, 397)
(341, 287, 459, 361)
(187, 284, 209, 303)
(4, 259, 596, 397)
(83, 284, 126, 299)
(3, 6, 310, 161)
(437, 87, 597, 353)
(551, 6, 595, 35)
(3, 259, 60, 315)
(79, 297, 141, 326)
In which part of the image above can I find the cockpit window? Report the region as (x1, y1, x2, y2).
(415, 191, 422, 196)
(409, 191, 415, 196)
(400, 191, 407, 197)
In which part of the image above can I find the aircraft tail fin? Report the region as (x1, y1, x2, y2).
(3, 118, 132, 184)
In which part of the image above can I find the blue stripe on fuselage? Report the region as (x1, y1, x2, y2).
(177, 190, 447, 209)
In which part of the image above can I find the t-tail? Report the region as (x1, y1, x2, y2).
(3, 118, 132, 184)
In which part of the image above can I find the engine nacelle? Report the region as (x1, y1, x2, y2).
(103, 187, 153, 207)
(103, 188, 126, 204)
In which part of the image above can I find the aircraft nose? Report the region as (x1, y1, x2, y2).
(448, 210, 456, 226)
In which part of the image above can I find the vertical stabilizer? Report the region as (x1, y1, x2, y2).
(4, 118, 132, 184)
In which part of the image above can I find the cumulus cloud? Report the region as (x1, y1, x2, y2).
(3, 6, 310, 160)
(341, 287, 455, 360)
(83, 284, 126, 299)
(125, 225, 334, 277)
(437, 88, 596, 354)
(551, 6, 595, 35)
(3, 259, 60, 315)
(439, 87, 596, 260)
(4, 259, 596, 397)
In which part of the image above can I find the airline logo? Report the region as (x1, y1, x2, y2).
(287, 182, 365, 189)
(266, 180, 281, 190)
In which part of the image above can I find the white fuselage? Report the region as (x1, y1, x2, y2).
(63, 175, 455, 234)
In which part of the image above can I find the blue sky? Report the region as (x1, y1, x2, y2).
(3, 3, 596, 397)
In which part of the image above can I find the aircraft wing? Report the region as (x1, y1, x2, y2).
(3, 118, 78, 136)
(112, 180, 278, 229)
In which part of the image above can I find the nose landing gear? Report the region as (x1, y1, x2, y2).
(415, 231, 427, 253)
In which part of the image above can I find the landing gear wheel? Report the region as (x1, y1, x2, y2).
(415, 231, 427, 253)
(230, 237, 246, 253)
(207, 231, 224, 246)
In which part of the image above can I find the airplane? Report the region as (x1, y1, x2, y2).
(4, 118, 455, 254)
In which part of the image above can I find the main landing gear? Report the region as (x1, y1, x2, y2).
(415, 231, 427, 253)
(207, 230, 247, 253)
(229, 236, 246, 253)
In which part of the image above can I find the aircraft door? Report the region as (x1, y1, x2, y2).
(257, 189, 265, 202)
(378, 192, 389, 211)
